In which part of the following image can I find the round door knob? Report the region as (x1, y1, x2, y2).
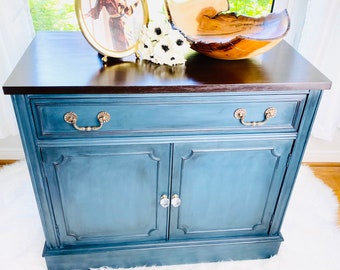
(171, 194, 182, 208)
(160, 195, 170, 208)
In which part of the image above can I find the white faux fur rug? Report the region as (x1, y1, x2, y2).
(1, 161, 340, 270)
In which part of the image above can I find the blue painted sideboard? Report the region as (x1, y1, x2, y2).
(3, 32, 331, 270)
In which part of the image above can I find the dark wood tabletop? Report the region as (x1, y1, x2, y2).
(3, 31, 331, 95)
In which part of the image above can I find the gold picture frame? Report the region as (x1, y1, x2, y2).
(75, 0, 149, 60)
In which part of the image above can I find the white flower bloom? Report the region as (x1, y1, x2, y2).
(153, 35, 174, 65)
(137, 32, 155, 61)
(146, 20, 171, 42)
(168, 29, 191, 53)
(137, 20, 190, 66)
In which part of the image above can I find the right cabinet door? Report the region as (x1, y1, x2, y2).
(170, 138, 293, 240)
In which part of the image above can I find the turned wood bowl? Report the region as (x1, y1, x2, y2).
(165, 0, 290, 60)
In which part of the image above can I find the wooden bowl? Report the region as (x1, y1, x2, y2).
(165, 0, 290, 60)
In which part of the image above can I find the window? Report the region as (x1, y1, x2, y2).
(29, 0, 274, 31)
(29, 0, 79, 30)
(229, 0, 274, 16)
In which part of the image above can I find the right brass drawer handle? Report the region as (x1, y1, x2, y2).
(234, 107, 277, 127)
(64, 111, 110, 131)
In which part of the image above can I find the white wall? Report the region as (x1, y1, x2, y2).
(0, 0, 34, 160)
(0, 136, 24, 160)
(304, 130, 340, 162)
(283, 0, 340, 162)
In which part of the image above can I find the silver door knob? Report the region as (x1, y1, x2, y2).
(171, 194, 182, 208)
(160, 195, 170, 208)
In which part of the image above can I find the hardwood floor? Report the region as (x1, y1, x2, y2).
(306, 162, 340, 225)
(1, 160, 340, 224)
(0, 160, 16, 166)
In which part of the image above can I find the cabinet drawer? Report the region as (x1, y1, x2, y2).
(31, 94, 306, 139)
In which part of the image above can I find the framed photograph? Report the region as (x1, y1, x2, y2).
(75, 0, 149, 59)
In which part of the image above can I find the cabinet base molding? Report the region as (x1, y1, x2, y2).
(44, 235, 283, 270)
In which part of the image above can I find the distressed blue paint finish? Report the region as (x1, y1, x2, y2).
(9, 90, 323, 269)
(170, 139, 293, 240)
(44, 235, 283, 270)
(29, 94, 307, 139)
(41, 144, 171, 247)
(4, 32, 331, 270)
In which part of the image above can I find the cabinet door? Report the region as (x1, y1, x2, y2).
(170, 138, 293, 240)
(41, 144, 171, 247)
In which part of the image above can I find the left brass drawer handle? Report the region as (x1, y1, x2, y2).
(64, 112, 110, 131)
(234, 107, 277, 127)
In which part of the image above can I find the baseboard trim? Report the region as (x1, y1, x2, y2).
(0, 149, 25, 160)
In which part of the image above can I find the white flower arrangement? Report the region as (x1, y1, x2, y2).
(137, 20, 191, 66)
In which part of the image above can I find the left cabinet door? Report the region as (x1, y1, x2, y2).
(41, 144, 171, 247)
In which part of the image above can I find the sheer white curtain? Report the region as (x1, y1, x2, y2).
(279, 0, 340, 141)
(298, 0, 340, 141)
(0, 0, 35, 139)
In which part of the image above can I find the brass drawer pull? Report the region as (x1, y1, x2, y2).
(234, 107, 277, 127)
(64, 112, 110, 131)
